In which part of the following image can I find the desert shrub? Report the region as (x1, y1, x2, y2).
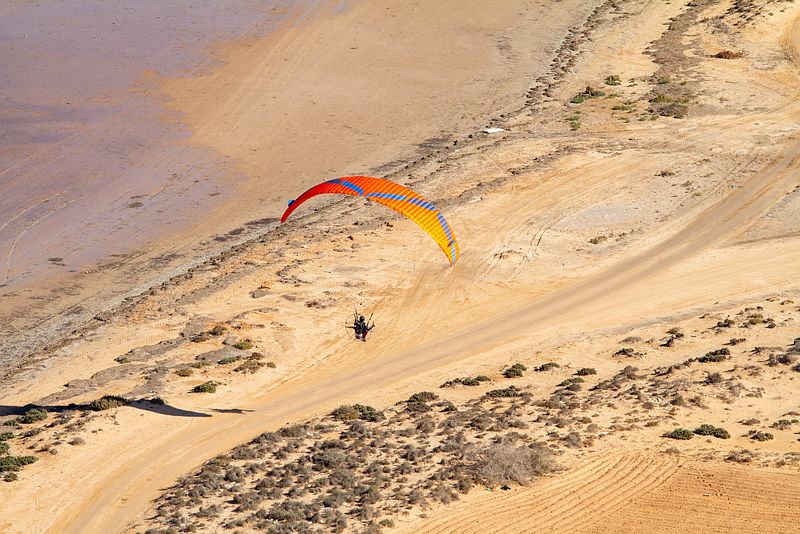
(588, 235, 607, 244)
(441, 376, 490, 388)
(15, 408, 48, 424)
(666, 327, 684, 338)
(698, 348, 730, 363)
(605, 74, 621, 85)
(748, 430, 773, 442)
(705, 372, 724, 384)
(408, 392, 438, 403)
(563, 432, 584, 448)
(3, 472, 18, 482)
(233, 340, 254, 350)
(0, 432, 12, 441)
(771, 419, 795, 430)
(575, 368, 596, 376)
(485, 386, 522, 398)
(430, 483, 458, 504)
(330, 404, 383, 422)
(217, 356, 240, 365)
(793, 363, 800, 373)
(0, 455, 37, 473)
(461, 375, 490, 386)
(279, 424, 306, 438)
(693, 424, 730, 439)
(89, 395, 128, 411)
(746, 313, 764, 325)
(503, 363, 527, 378)
(716, 318, 734, 328)
(406, 401, 432, 414)
(726, 449, 755, 463)
(234, 360, 265, 374)
(469, 443, 557, 486)
(415, 417, 436, 435)
(713, 50, 744, 59)
(191, 332, 211, 343)
(21, 428, 42, 438)
(266, 500, 307, 522)
(728, 337, 746, 345)
(0, 442, 9, 455)
(768, 353, 796, 366)
(614, 348, 634, 356)
(663, 428, 693, 440)
(558, 377, 584, 387)
(191, 381, 218, 393)
(209, 325, 227, 336)
(570, 85, 606, 104)
(535, 362, 560, 372)
(174, 368, 193, 377)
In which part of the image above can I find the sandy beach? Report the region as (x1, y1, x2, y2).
(1, 0, 592, 370)
(1, 0, 799, 532)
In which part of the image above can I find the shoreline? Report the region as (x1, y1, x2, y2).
(0, 0, 606, 384)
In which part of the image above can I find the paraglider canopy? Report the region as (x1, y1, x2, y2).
(281, 176, 460, 265)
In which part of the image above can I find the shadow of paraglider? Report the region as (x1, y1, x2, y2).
(0, 398, 211, 419)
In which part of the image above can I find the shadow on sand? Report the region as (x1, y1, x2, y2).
(0, 398, 211, 419)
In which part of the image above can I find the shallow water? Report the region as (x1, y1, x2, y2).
(0, 0, 323, 288)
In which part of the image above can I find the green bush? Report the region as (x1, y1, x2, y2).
(234, 360, 265, 374)
(698, 348, 730, 363)
(0, 432, 13, 441)
(536, 362, 560, 372)
(716, 318, 734, 328)
(503, 363, 527, 378)
(89, 395, 127, 411)
(693, 424, 730, 439)
(558, 377, 584, 386)
(192, 381, 218, 393)
(330, 404, 384, 422)
(663, 428, 693, 440)
(0, 455, 37, 473)
(605, 74, 622, 86)
(233, 340, 254, 350)
(0, 442, 9, 455)
(748, 431, 773, 442)
(218, 356, 240, 365)
(666, 327, 684, 338)
(440, 375, 490, 388)
(209, 325, 227, 336)
(485, 386, 522, 398)
(408, 392, 438, 403)
(15, 408, 47, 424)
(175, 368, 193, 377)
(575, 368, 596, 376)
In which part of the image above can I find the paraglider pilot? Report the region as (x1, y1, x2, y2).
(351, 315, 374, 342)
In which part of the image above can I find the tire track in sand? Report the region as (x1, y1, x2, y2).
(407, 453, 680, 534)
(583, 462, 800, 534)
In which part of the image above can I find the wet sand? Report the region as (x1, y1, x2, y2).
(0, 0, 596, 374)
